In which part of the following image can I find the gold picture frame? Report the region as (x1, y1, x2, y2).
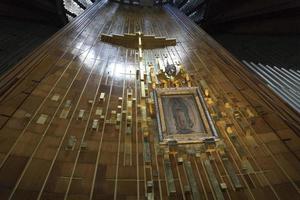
(154, 87, 218, 144)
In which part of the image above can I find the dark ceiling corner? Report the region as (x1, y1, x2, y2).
(173, 0, 300, 35)
(0, 0, 67, 27)
(203, 0, 300, 34)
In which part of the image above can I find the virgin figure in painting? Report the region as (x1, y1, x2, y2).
(171, 97, 194, 134)
(161, 95, 205, 136)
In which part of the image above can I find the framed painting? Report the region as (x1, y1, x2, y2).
(154, 87, 218, 144)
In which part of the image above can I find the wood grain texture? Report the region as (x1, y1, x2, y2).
(0, 1, 299, 199)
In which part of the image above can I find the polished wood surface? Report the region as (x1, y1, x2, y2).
(0, 1, 299, 199)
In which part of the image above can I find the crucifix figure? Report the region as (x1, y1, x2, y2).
(100, 32, 190, 88)
(101, 31, 177, 81)
(100, 32, 176, 50)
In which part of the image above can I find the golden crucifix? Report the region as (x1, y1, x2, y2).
(101, 32, 190, 88)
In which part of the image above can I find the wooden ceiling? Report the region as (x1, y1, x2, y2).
(1, 0, 299, 33)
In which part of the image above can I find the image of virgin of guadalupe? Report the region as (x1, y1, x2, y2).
(170, 97, 194, 134)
